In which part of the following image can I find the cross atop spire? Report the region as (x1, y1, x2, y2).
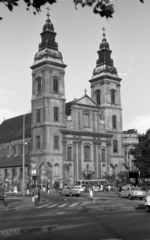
(102, 27, 106, 37)
(84, 89, 87, 95)
(46, 6, 50, 18)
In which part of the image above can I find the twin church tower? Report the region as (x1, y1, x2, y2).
(30, 10, 124, 186)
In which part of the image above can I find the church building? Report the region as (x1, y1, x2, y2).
(0, 12, 125, 188)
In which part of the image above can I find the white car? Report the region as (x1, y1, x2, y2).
(73, 186, 85, 193)
(119, 187, 146, 200)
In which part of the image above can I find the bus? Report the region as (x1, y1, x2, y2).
(74, 179, 107, 191)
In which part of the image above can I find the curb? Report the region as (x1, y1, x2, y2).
(53, 206, 137, 215)
(0, 224, 57, 237)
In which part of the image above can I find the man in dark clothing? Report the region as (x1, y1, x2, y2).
(0, 183, 7, 206)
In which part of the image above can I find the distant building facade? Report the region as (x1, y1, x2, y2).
(0, 14, 125, 188)
(123, 129, 139, 171)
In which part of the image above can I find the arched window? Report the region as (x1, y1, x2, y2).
(54, 107, 59, 122)
(67, 147, 72, 161)
(102, 163, 106, 174)
(113, 140, 118, 153)
(36, 109, 41, 123)
(84, 145, 90, 162)
(69, 163, 73, 176)
(26, 144, 30, 154)
(115, 164, 118, 174)
(19, 145, 23, 155)
(36, 136, 40, 150)
(95, 90, 101, 104)
(111, 89, 116, 104)
(102, 149, 106, 162)
(36, 77, 42, 95)
(54, 163, 59, 176)
(112, 115, 117, 129)
(83, 113, 90, 128)
(54, 135, 59, 149)
(53, 78, 59, 94)
(11, 146, 16, 156)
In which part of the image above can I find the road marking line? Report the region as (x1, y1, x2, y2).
(58, 204, 68, 208)
(36, 203, 50, 209)
(68, 203, 78, 207)
(47, 204, 59, 208)
(80, 202, 89, 206)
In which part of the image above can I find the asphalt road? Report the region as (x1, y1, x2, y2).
(0, 194, 148, 240)
(2, 209, 150, 240)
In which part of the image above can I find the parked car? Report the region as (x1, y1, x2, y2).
(59, 187, 82, 197)
(145, 190, 150, 212)
(119, 186, 146, 200)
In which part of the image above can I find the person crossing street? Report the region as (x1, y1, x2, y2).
(0, 183, 7, 206)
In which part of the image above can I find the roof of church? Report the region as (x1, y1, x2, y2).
(0, 96, 98, 143)
(0, 113, 31, 144)
(0, 154, 30, 168)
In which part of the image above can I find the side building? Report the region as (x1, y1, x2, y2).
(0, 14, 125, 189)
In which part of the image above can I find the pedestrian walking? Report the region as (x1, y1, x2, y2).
(0, 183, 7, 206)
(13, 185, 18, 197)
(34, 186, 38, 205)
(37, 185, 41, 202)
(42, 184, 46, 201)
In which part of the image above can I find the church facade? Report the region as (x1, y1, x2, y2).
(0, 13, 126, 188)
(30, 13, 124, 187)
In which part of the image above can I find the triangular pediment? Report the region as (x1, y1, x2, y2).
(75, 95, 97, 107)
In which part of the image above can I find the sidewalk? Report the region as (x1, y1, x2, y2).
(0, 196, 48, 212)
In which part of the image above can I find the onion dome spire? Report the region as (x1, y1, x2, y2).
(39, 6, 58, 51)
(100, 27, 110, 50)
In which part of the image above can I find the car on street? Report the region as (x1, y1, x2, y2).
(59, 187, 82, 197)
(73, 185, 85, 193)
(119, 186, 146, 200)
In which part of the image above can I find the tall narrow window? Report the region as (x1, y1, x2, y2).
(115, 164, 118, 174)
(113, 140, 118, 153)
(54, 163, 59, 176)
(12, 168, 16, 178)
(36, 136, 40, 150)
(53, 78, 59, 94)
(112, 115, 117, 129)
(102, 149, 106, 162)
(5, 169, 7, 178)
(83, 113, 90, 128)
(36, 77, 42, 95)
(111, 89, 116, 104)
(54, 135, 59, 149)
(36, 109, 41, 123)
(20, 167, 23, 174)
(84, 145, 90, 161)
(19, 145, 23, 155)
(54, 107, 59, 122)
(95, 90, 101, 104)
(67, 147, 72, 161)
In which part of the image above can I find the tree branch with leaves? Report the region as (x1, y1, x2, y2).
(0, 0, 145, 21)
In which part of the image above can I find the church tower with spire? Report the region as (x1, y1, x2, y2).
(89, 28, 124, 172)
(30, 8, 67, 185)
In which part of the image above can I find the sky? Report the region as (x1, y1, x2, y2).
(0, 0, 150, 134)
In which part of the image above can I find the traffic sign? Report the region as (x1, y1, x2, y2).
(32, 169, 36, 175)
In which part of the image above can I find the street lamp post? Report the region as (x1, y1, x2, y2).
(22, 111, 30, 198)
(22, 114, 25, 197)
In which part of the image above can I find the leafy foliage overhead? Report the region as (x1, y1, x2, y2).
(131, 129, 150, 178)
(0, 0, 144, 21)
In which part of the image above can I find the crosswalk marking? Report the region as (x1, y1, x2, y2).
(36, 203, 50, 209)
(47, 204, 59, 208)
(58, 203, 68, 208)
(68, 203, 78, 207)
(36, 202, 89, 209)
